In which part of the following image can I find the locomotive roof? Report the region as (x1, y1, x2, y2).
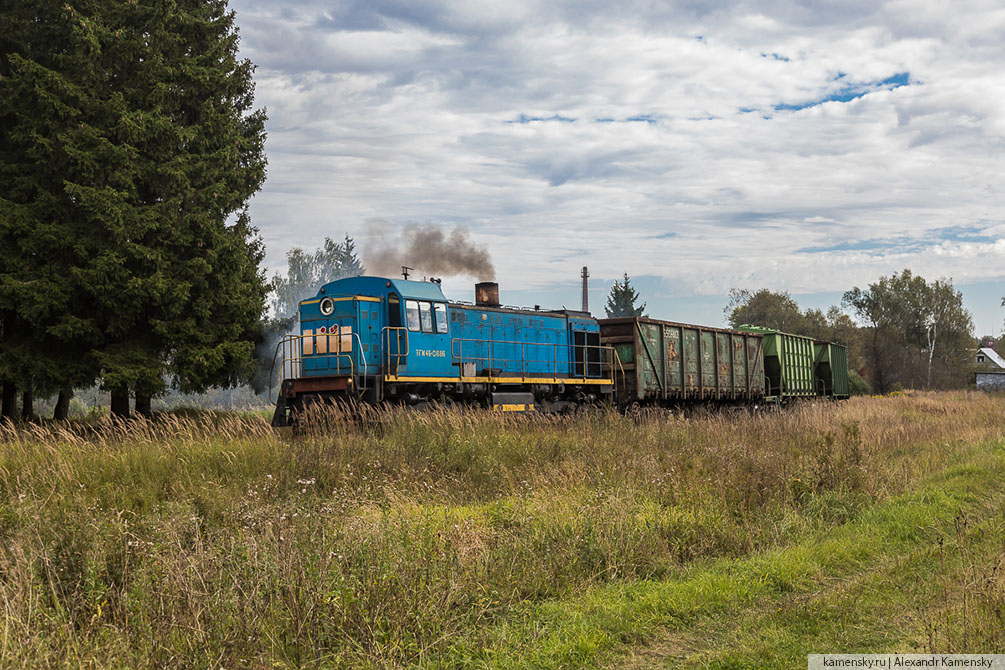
(449, 301, 592, 319)
(308, 276, 593, 318)
(311, 276, 448, 303)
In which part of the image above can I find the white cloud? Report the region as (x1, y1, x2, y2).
(232, 0, 1005, 317)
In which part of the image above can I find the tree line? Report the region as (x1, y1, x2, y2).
(726, 270, 975, 393)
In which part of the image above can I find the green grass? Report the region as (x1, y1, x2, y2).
(451, 450, 1005, 669)
(1, 392, 1004, 668)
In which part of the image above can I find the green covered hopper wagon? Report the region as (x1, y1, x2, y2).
(813, 341, 850, 399)
(737, 326, 849, 402)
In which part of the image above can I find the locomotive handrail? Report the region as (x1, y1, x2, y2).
(607, 349, 627, 398)
(286, 333, 355, 381)
(450, 337, 618, 384)
(381, 326, 410, 373)
(352, 332, 368, 394)
(270, 332, 356, 399)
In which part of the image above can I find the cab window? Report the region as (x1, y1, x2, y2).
(419, 301, 434, 333)
(405, 300, 420, 331)
(434, 303, 448, 333)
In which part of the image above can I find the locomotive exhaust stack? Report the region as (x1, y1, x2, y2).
(475, 282, 500, 307)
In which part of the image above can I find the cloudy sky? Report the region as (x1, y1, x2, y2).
(230, 0, 1005, 335)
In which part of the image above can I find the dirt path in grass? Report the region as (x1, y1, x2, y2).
(431, 442, 1005, 669)
(609, 458, 1005, 668)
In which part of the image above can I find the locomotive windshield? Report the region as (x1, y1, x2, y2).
(419, 302, 434, 333)
(406, 300, 420, 331)
(434, 303, 448, 333)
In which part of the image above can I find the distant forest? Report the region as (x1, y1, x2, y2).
(723, 269, 979, 395)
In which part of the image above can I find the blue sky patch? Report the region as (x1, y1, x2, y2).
(796, 225, 993, 255)
(593, 115, 659, 124)
(928, 224, 997, 244)
(795, 238, 906, 254)
(774, 71, 911, 111)
(506, 114, 576, 124)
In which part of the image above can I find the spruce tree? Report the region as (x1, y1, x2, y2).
(0, 0, 268, 417)
(604, 273, 647, 318)
(0, 3, 103, 418)
(336, 234, 365, 278)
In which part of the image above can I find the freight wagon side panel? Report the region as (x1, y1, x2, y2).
(662, 323, 686, 398)
(677, 325, 701, 397)
(830, 345, 849, 397)
(748, 337, 765, 396)
(639, 321, 665, 396)
(665, 326, 683, 391)
(730, 335, 746, 394)
(699, 330, 714, 390)
(716, 333, 730, 392)
(682, 328, 698, 393)
(658, 322, 688, 398)
(781, 332, 816, 397)
(714, 330, 765, 400)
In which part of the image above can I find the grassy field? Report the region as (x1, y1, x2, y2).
(1, 392, 1004, 668)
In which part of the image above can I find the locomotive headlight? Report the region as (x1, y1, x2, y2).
(319, 297, 335, 316)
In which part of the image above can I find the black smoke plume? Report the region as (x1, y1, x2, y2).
(364, 222, 495, 281)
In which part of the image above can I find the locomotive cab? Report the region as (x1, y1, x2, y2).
(296, 276, 453, 380)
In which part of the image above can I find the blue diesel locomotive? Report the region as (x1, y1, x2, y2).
(271, 276, 616, 426)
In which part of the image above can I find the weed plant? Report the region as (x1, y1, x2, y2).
(0, 392, 1003, 668)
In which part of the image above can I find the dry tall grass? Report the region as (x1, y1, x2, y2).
(1, 392, 1003, 668)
